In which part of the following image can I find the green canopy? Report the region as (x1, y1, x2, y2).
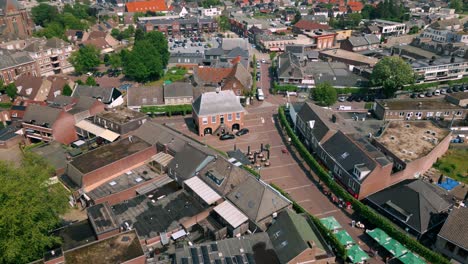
(397, 252, 426, 264)
(366, 228, 391, 245)
(320, 216, 342, 231)
(335, 230, 354, 246)
(347, 245, 369, 263)
(164, 80, 172, 85)
(382, 239, 409, 257)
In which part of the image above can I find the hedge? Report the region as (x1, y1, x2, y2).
(272, 83, 298, 93)
(242, 165, 260, 179)
(140, 104, 192, 116)
(270, 183, 347, 260)
(0, 102, 12, 108)
(278, 106, 450, 264)
(406, 77, 468, 91)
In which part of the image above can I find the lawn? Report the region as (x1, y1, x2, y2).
(163, 67, 188, 82)
(434, 148, 468, 184)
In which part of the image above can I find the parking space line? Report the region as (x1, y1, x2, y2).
(314, 209, 339, 217)
(263, 175, 293, 181)
(261, 163, 297, 170)
(284, 184, 313, 192)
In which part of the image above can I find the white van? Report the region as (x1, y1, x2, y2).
(257, 88, 265, 101)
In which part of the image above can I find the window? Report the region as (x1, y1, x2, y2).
(444, 111, 450, 116)
(211, 116, 216, 123)
(399, 112, 404, 117)
(236, 112, 241, 120)
(228, 113, 233, 121)
(202, 117, 208, 125)
(456, 111, 462, 116)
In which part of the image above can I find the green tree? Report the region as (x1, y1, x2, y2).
(111, 28, 121, 40)
(450, 0, 463, 13)
(86, 76, 97, 86)
(34, 21, 65, 39)
(31, 3, 58, 26)
(0, 153, 69, 263)
(348, 13, 362, 28)
(62, 84, 73, 96)
(5, 83, 17, 98)
(134, 28, 145, 41)
(69, 45, 101, 74)
(270, 52, 277, 61)
(312, 82, 337, 106)
(409, 26, 420, 34)
(108, 53, 122, 70)
(217, 15, 231, 32)
(370, 56, 415, 97)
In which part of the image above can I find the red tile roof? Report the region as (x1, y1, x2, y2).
(195, 67, 233, 83)
(294, 20, 331, 31)
(126, 0, 168, 13)
(348, 1, 364, 12)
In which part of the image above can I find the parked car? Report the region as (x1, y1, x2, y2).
(220, 133, 235, 140)
(338, 96, 346, 102)
(451, 136, 464, 143)
(410, 93, 417, 98)
(447, 88, 453, 93)
(418, 93, 425, 98)
(440, 89, 447, 94)
(261, 59, 266, 63)
(235, 128, 249, 136)
(425, 91, 433, 97)
(433, 89, 440, 96)
(452, 85, 460, 92)
(347, 95, 355, 102)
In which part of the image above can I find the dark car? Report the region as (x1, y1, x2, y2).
(452, 86, 460, 92)
(355, 96, 362, 102)
(235, 128, 249, 136)
(220, 134, 235, 140)
(447, 88, 453, 93)
(410, 93, 417, 98)
(425, 91, 433, 97)
(347, 95, 355, 102)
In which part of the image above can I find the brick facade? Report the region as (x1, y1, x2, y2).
(194, 111, 245, 136)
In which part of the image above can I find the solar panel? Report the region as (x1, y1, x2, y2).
(235, 255, 244, 264)
(201, 246, 210, 263)
(190, 248, 200, 264)
(225, 257, 233, 264)
(211, 243, 219, 252)
(181, 258, 189, 264)
(246, 253, 255, 264)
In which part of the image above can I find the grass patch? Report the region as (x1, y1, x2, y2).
(22, 142, 46, 152)
(434, 148, 468, 184)
(163, 67, 188, 82)
(0, 102, 12, 108)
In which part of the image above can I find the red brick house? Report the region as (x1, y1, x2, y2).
(192, 63, 252, 96)
(22, 104, 78, 145)
(0, 49, 39, 84)
(192, 90, 246, 136)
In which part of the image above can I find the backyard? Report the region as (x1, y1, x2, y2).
(434, 148, 468, 184)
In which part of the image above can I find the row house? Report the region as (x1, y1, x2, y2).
(23, 37, 75, 76)
(410, 56, 468, 81)
(0, 49, 38, 85)
(139, 17, 218, 36)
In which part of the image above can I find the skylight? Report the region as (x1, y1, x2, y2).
(341, 152, 349, 159)
(109, 181, 117, 186)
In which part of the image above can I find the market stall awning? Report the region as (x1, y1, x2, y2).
(382, 239, 409, 257)
(335, 230, 354, 246)
(184, 176, 221, 205)
(320, 216, 342, 231)
(213, 201, 248, 228)
(397, 252, 426, 264)
(366, 228, 391, 245)
(347, 245, 369, 263)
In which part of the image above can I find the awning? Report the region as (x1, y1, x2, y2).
(334, 230, 354, 246)
(171, 229, 187, 240)
(347, 245, 369, 263)
(151, 152, 174, 167)
(269, 47, 280, 51)
(382, 239, 409, 258)
(320, 216, 342, 231)
(184, 176, 221, 205)
(366, 228, 391, 245)
(397, 252, 426, 264)
(75, 120, 120, 142)
(72, 140, 86, 147)
(213, 201, 248, 228)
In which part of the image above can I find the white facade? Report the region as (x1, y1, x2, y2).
(202, 7, 221, 17)
(414, 61, 468, 81)
(422, 28, 468, 43)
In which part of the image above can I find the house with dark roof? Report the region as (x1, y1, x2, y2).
(192, 90, 246, 136)
(435, 206, 468, 263)
(0, 124, 22, 149)
(167, 143, 215, 184)
(21, 104, 78, 144)
(127, 85, 164, 111)
(340, 34, 380, 52)
(366, 179, 453, 239)
(72, 84, 123, 108)
(0, 48, 39, 85)
(163, 82, 194, 105)
(267, 209, 335, 264)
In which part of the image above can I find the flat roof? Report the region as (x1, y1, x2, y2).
(54, 220, 97, 251)
(112, 190, 206, 239)
(87, 164, 161, 201)
(87, 203, 119, 235)
(320, 49, 379, 66)
(184, 176, 222, 205)
(97, 108, 147, 124)
(377, 121, 450, 162)
(70, 136, 151, 174)
(213, 200, 248, 228)
(378, 98, 461, 110)
(64, 230, 144, 264)
(448, 92, 468, 100)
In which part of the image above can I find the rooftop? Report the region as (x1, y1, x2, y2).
(377, 121, 450, 162)
(319, 49, 379, 66)
(447, 92, 468, 100)
(97, 108, 147, 124)
(377, 98, 462, 110)
(87, 203, 119, 235)
(64, 230, 144, 264)
(438, 206, 468, 250)
(70, 136, 151, 174)
(54, 220, 97, 251)
(192, 90, 245, 116)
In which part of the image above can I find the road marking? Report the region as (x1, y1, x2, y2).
(261, 163, 297, 170)
(271, 117, 274, 123)
(284, 184, 313, 192)
(296, 199, 311, 204)
(314, 209, 339, 217)
(265, 175, 293, 181)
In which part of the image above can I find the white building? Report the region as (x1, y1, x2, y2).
(371, 19, 406, 36)
(202, 7, 221, 17)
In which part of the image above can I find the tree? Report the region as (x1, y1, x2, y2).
(134, 28, 145, 41)
(449, 0, 463, 13)
(409, 26, 420, 34)
(370, 56, 414, 97)
(217, 15, 231, 32)
(108, 53, 122, 70)
(31, 3, 58, 26)
(312, 82, 337, 106)
(69, 45, 101, 74)
(5, 83, 17, 98)
(270, 52, 277, 61)
(86, 76, 97, 86)
(347, 13, 362, 28)
(62, 84, 73, 96)
(0, 153, 69, 263)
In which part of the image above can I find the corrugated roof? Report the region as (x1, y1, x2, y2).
(213, 200, 248, 228)
(184, 176, 222, 205)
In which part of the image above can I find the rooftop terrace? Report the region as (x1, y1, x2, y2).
(70, 136, 151, 174)
(97, 107, 147, 124)
(377, 121, 450, 162)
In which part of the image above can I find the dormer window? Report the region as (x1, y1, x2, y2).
(353, 164, 370, 180)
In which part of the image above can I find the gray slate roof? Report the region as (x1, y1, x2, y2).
(348, 34, 380, 47)
(23, 105, 63, 125)
(367, 180, 452, 234)
(167, 143, 213, 182)
(72, 85, 117, 103)
(127, 86, 163, 107)
(163, 82, 194, 99)
(192, 90, 245, 116)
(0, 49, 34, 70)
(438, 207, 468, 250)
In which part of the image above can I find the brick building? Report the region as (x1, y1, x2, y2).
(92, 107, 149, 135)
(0, 48, 39, 84)
(23, 37, 75, 76)
(139, 17, 218, 36)
(192, 63, 252, 96)
(125, 0, 168, 13)
(0, 0, 34, 41)
(192, 90, 246, 136)
(22, 104, 78, 145)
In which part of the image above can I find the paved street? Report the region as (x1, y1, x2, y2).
(157, 69, 387, 263)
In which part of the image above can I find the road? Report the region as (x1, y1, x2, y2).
(157, 62, 387, 263)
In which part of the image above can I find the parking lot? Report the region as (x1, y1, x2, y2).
(169, 35, 220, 54)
